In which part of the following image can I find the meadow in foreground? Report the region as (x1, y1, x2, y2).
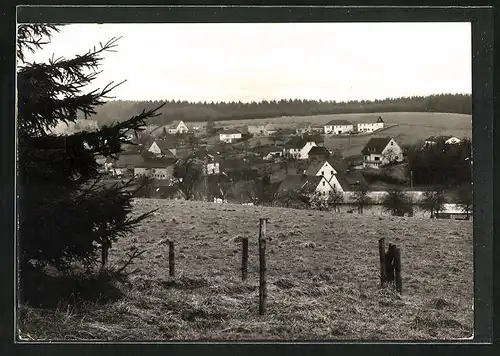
(19, 199, 473, 341)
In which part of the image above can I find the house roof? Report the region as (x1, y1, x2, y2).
(135, 158, 176, 169)
(335, 170, 368, 191)
(153, 140, 177, 151)
(425, 135, 455, 142)
(308, 146, 330, 157)
(376, 116, 384, 123)
(278, 174, 324, 192)
(325, 119, 352, 126)
(284, 136, 314, 149)
(361, 137, 393, 155)
(168, 120, 182, 128)
(305, 157, 348, 176)
(220, 129, 242, 135)
(114, 154, 145, 168)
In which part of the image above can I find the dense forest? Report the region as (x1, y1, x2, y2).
(84, 93, 472, 127)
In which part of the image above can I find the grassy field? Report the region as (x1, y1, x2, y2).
(19, 199, 473, 341)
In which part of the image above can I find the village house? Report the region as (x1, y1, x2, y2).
(356, 116, 385, 133)
(361, 137, 404, 169)
(193, 149, 221, 175)
(277, 174, 334, 199)
(247, 124, 277, 137)
(424, 135, 462, 146)
(324, 120, 354, 135)
(167, 120, 189, 134)
(133, 158, 176, 180)
(283, 137, 317, 160)
(307, 146, 331, 161)
(148, 140, 177, 157)
(295, 125, 324, 135)
(219, 129, 243, 143)
(304, 157, 348, 185)
(110, 153, 146, 176)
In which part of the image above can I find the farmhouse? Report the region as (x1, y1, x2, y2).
(167, 120, 189, 134)
(296, 125, 324, 135)
(148, 140, 177, 157)
(111, 153, 145, 176)
(324, 120, 354, 135)
(283, 137, 317, 160)
(361, 137, 404, 169)
(278, 174, 334, 198)
(253, 146, 284, 161)
(194, 149, 221, 175)
(219, 129, 243, 143)
(424, 135, 462, 146)
(356, 116, 385, 133)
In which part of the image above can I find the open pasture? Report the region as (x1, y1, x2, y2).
(20, 199, 473, 341)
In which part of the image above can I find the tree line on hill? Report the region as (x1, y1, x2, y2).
(84, 94, 472, 126)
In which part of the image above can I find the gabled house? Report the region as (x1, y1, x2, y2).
(307, 146, 331, 161)
(111, 153, 146, 176)
(424, 135, 462, 146)
(356, 116, 385, 133)
(277, 174, 334, 198)
(361, 137, 403, 169)
(192, 148, 221, 175)
(167, 120, 189, 134)
(324, 120, 354, 135)
(305, 157, 348, 184)
(133, 158, 176, 180)
(334, 170, 369, 193)
(283, 137, 317, 160)
(148, 140, 177, 157)
(219, 129, 243, 143)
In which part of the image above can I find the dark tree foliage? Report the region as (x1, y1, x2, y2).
(17, 25, 161, 273)
(456, 184, 473, 219)
(381, 188, 414, 216)
(420, 190, 446, 218)
(84, 94, 472, 127)
(172, 155, 203, 200)
(352, 182, 372, 214)
(406, 138, 472, 186)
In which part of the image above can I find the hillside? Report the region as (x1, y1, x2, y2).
(20, 199, 473, 341)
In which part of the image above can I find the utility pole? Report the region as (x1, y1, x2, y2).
(410, 170, 413, 190)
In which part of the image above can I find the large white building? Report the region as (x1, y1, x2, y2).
(219, 130, 243, 143)
(356, 116, 385, 133)
(324, 120, 354, 135)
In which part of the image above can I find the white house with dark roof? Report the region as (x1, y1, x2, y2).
(167, 120, 189, 134)
(356, 116, 385, 133)
(219, 129, 242, 143)
(148, 140, 177, 157)
(361, 137, 403, 169)
(278, 174, 334, 198)
(324, 119, 354, 135)
(283, 137, 317, 160)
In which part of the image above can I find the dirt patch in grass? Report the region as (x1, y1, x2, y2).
(19, 199, 473, 341)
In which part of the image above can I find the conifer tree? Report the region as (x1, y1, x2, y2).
(17, 25, 161, 274)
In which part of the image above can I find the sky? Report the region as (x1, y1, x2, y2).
(21, 22, 472, 103)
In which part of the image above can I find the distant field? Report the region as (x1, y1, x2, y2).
(20, 199, 473, 341)
(185, 112, 472, 157)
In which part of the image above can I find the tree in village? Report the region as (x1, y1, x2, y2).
(381, 188, 414, 216)
(456, 184, 473, 220)
(351, 182, 372, 214)
(328, 187, 344, 212)
(17, 25, 160, 278)
(172, 155, 203, 200)
(420, 190, 446, 218)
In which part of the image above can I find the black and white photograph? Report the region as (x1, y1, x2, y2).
(16, 18, 475, 341)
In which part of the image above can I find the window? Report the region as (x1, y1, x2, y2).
(331, 170, 334, 176)
(375, 157, 380, 161)
(322, 181, 325, 186)
(321, 171, 324, 176)
(334, 184, 336, 188)
(390, 141, 394, 145)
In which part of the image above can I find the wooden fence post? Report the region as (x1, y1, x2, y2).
(395, 247, 402, 294)
(241, 237, 248, 282)
(169, 240, 175, 278)
(385, 243, 396, 285)
(378, 238, 387, 287)
(259, 218, 268, 316)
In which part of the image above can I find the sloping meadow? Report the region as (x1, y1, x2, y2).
(19, 199, 473, 341)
